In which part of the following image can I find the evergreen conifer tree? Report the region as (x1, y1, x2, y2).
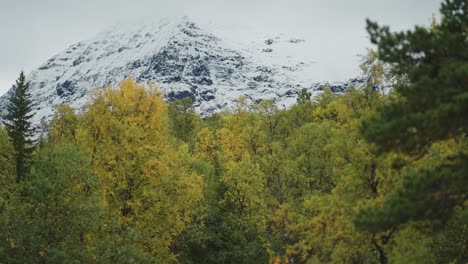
(3, 71, 35, 182)
(356, 0, 468, 231)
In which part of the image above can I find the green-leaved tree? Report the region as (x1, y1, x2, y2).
(2, 71, 35, 182)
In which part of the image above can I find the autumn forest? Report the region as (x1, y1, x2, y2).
(0, 0, 467, 263)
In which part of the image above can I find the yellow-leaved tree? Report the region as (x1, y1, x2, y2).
(73, 78, 203, 262)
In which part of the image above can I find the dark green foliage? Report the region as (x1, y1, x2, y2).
(0, 128, 15, 189)
(168, 97, 199, 143)
(0, 145, 102, 263)
(2, 71, 35, 182)
(355, 153, 468, 232)
(200, 206, 269, 264)
(362, 0, 468, 153)
(432, 209, 468, 262)
(356, 0, 468, 249)
(27, 145, 102, 262)
(0, 128, 18, 260)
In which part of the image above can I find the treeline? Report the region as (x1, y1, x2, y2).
(0, 0, 466, 263)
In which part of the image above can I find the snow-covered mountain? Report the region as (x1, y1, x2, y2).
(0, 16, 364, 125)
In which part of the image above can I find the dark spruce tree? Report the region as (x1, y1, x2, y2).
(3, 71, 35, 182)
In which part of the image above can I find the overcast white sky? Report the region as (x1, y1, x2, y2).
(0, 0, 442, 95)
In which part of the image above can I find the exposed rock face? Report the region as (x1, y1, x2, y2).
(0, 17, 365, 127)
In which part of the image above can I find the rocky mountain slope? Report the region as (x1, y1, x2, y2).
(0, 16, 365, 126)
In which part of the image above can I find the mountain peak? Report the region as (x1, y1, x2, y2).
(0, 17, 364, 127)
